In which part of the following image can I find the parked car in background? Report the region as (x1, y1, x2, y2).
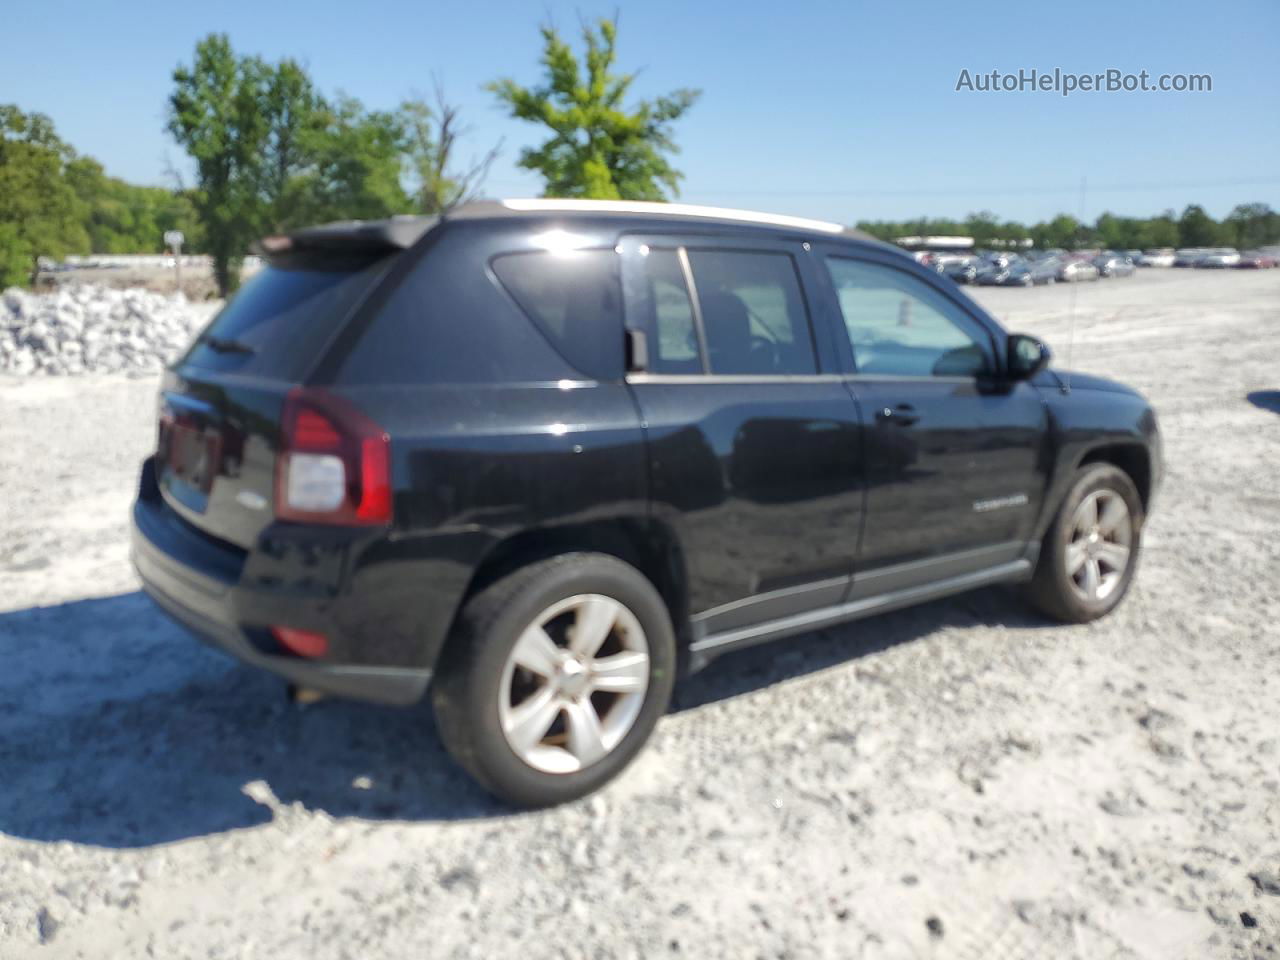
(1030, 258, 1062, 284)
(970, 263, 995, 285)
(129, 199, 1162, 806)
(1058, 258, 1100, 282)
(977, 262, 1032, 286)
(929, 253, 971, 274)
(1026, 248, 1066, 266)
(976, 255, 1029, 286)
(983, 259, 1062, 287)
(1093, 253, 1136, 278)
(942, 258, 979, 284)
(1173, 248, 1207, 267)
(1236, 250, 1277, 269)
(1195, 248, 1241, 268)
(1138, 249, 1176, 267)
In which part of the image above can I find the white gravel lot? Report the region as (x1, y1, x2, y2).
(0, 268, 1277, 959)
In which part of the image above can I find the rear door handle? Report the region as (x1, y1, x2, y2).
(877, 404, 920, 427)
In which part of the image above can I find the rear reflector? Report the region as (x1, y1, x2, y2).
(275, 388, 392, 526)
(356, 435, 392, 523)
(271, 626, 329, 659)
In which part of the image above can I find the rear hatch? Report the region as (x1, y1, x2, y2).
(156, 223, 430, 549)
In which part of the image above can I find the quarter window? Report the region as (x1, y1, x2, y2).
(491, 249, 623, 379)
(685, 250, 817, 375)
(826, 257, 992, 377)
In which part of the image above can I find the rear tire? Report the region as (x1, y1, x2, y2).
(432, 552, 676, 807)
(1027, 463, 1144, 623)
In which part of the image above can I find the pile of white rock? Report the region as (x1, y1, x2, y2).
(0, 285, 206, 375)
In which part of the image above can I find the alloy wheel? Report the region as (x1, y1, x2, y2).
(498, 594, 650, 774)
(1065, 490, 1132, 603)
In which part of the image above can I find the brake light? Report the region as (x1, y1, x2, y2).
(275, 388, 392, 525)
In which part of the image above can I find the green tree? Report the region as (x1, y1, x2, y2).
(1177, 204, 1220, 247)
(855, 203, 1275, 256)
(853, 219, 897, 242)
(962, 211, 1001, 247)
(1094, 212, 1124, 250)
(170, 34, 433, 289)
(298, 95, 411, 223)
(0, 105, 89, 286)
(68, 163, 203, 255)
(168, 34, 271, 294)
(1024, 214, 1080, 250)
(1146, 212, 1179, 248)
(997, 220, 1026, 247)
(1224, 202, 1278, 248)
(260, 59, 325, 232)
(489, 18, 700, 200)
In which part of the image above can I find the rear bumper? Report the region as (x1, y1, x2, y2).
(131, 472, 431, 706)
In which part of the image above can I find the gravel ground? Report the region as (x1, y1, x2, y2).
(0, 268, 1277, 959)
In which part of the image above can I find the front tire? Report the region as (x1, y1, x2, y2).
(432, 553, 677, 807)
(1027, 463, 1144, 623)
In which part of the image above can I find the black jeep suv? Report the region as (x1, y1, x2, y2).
(132, 199, 1161, 805)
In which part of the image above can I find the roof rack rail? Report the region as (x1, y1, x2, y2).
(499, 198, 845, 234)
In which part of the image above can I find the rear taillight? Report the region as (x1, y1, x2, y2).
(275, 388, 391, 525)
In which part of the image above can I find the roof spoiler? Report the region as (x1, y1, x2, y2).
(254, 215, 441, 264)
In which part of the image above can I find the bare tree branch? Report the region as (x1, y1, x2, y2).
(403, 78, 502, 214)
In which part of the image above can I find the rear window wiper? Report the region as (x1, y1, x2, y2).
(198, 334, 256, 355)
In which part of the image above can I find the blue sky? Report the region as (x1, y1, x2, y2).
(4, 0, 1277, 224)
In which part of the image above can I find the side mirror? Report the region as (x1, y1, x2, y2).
(1007, 333, 1051, 380)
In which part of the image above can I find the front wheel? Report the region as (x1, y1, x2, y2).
(1027, 463, 1144, 623)
(432, 553, 676, 807)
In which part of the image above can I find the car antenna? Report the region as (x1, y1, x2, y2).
(1063, 175, 1087, 395)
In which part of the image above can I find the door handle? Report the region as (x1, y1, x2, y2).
(877, 404, 920, 427)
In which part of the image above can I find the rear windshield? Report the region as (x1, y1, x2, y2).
(181, 260, 390, 380)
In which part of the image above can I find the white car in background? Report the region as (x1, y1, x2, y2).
(1138, 248, 1176, 267)
(1058, 258, 1101, 282)
(1195, 247, 1241, 268)
(927, 253, 972, 272)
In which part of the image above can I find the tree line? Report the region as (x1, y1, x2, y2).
(855, 203, 1280, 253)
(3, 17, 1277, 292)
(1, 105, 202, 287)
(0, 19, 698, 292)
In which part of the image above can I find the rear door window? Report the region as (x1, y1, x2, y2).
(182, 261, 389, 380)
(491, 250, 623, 379)
(684, 250, 818, 375)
